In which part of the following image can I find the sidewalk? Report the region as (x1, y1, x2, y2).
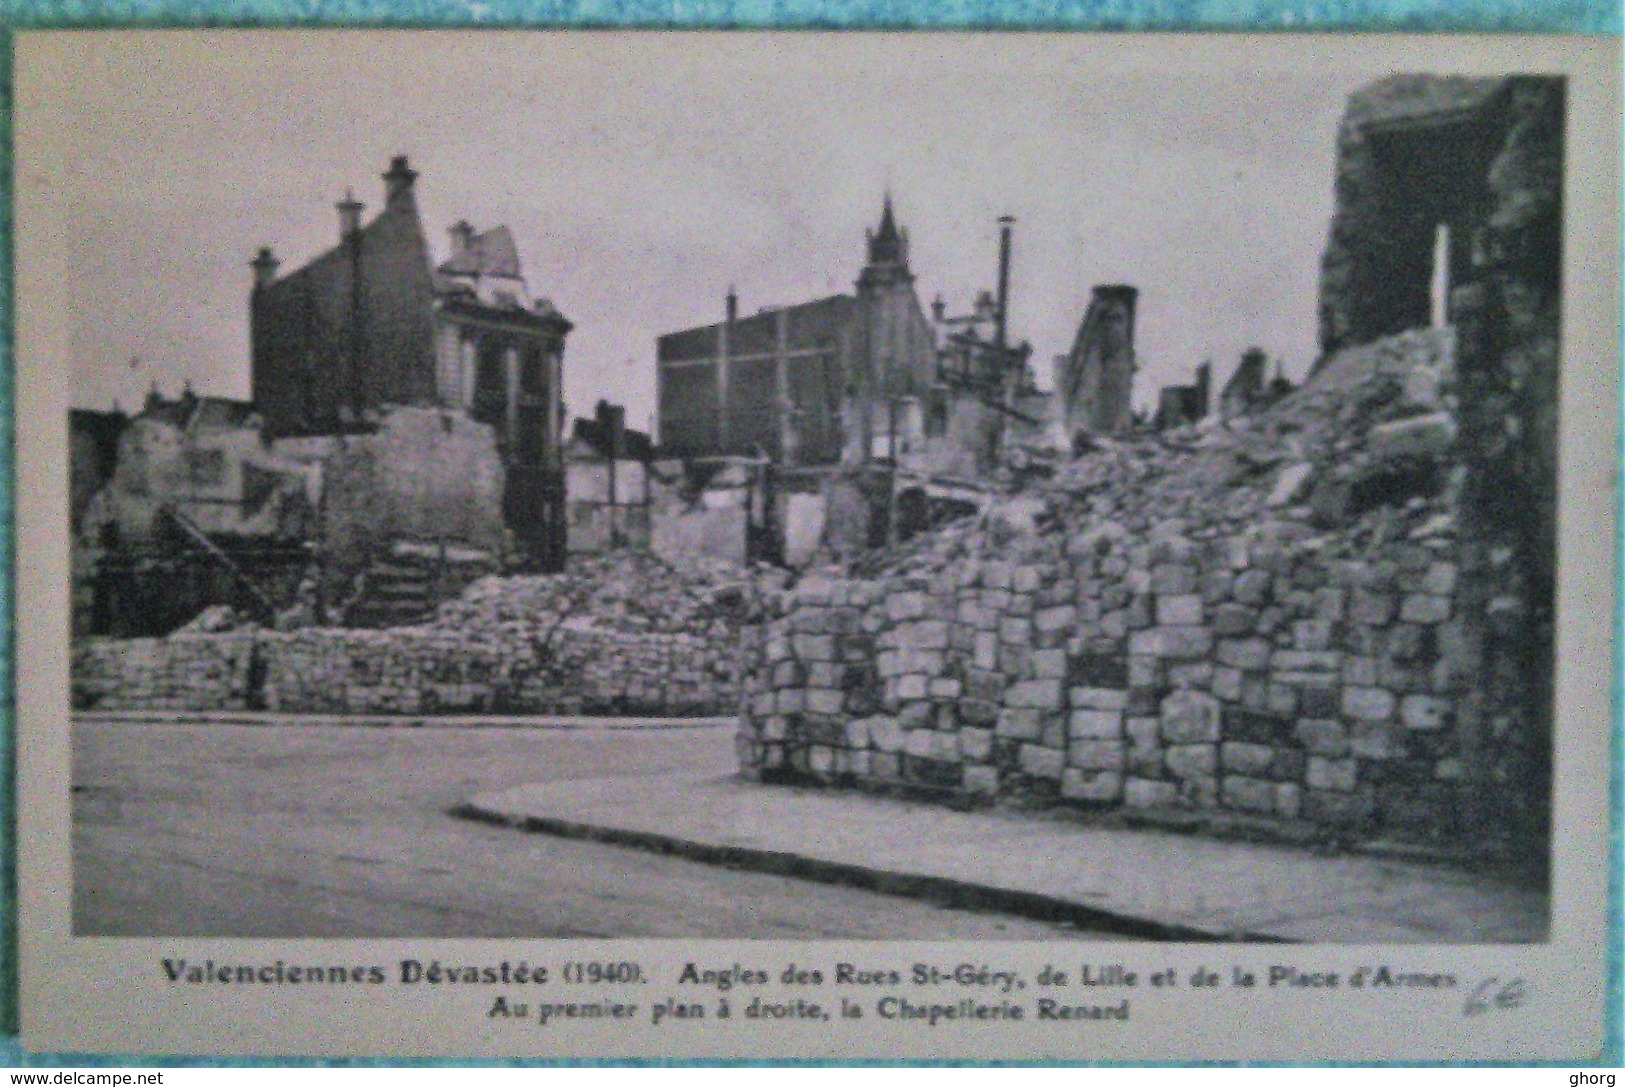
(460, 773, 1548, 943)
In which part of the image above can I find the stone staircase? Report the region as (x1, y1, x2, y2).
(341, 542, 497, 629)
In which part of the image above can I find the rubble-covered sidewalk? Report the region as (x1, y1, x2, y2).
(459, 769, 1547, 944)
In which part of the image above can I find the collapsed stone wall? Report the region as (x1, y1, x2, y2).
(737, 327, 1506, 846)
(73, 551, 758, 717)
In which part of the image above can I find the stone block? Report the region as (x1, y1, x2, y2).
(1222, 774, 1277, 814)
(1165, 743, 1217, 779)
(809, 744, 837, 775)
(1168, 662, 1214, 689)
(959, 727, 995, 762)
(1071, 686, 1129, 711)
(1035, 605, 1077, 634)
(1268, 462, 1315, 507)
(1124, 777, 1180, 808)
(1216, 638, 1272, 671)
(1221, 741, 1276, 776)
(1062, 768, 1123, 803)
(1400, 594, 1452, 625)
(869, 715, 905, 753)
(1007, 679, 1064, 710)
(928, 677, 963, 700)
(1306, 756, 1358, 792)
(1019, 743, 1065, 779)
(1212, 666, 1244, 702)
(1350, 590, 1395, 626)
(1127, 656, 1161, 688)
(1225, 705, 1291, 744)
(1233, 568, 1272, 605)
(1420, 562, 1458, 596)
(932, 730, 962, 761)
(844, 717, 871, 748)
(1000, 617, 1034, 646)
(1069, 739, 1125, 771)
(1032, 649, 1068, 680)
(1070, 652, 1130, 688)
(973, 631, 999, 671)
(1266, 683, 1299, 716)
(1401, 694, 1448, 731)
(1342, 686, 1396, 722)
(897, 620, 951, 651)
(904, 730, 937, 759)
(1291, 620, 1335, 652)
(887, 592, 930, 623)
(1125, 715, 1160, 747)
(1156, 594, 1204, 626)
(1211, 604, 1256, 636)
(1130, 626, 1213, 660)
(1160, 688, 1221, 744)
(871, 751, 902, 780)
(1349, 720, 1400, 760)
(893, 675, 929, 702)
(963, 765, 1000, 794)
(1150, 563, 1197, 595)
(1275, 782, 1302, 820)
(996, 708, 1044, 741)
(1303, 788, 1373, 827)
(960, 698, 999, 727)
(1369, 411, 1456, 460)
(1294, 718, 1348, 757)
(794, 634, 836, 662)
(806, 688, 845, 715)
(1069, 709, 1123, 740)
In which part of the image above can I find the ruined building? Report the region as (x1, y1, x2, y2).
(654, 197, 951, 563)
(656, 196, 937, 469)
(1058, 284, 1137, 442)
(1218, 347, 1292, 421)
(732, 73, 1566, 874)
(1153, 362, 1210, 430)
(250, 156, 573, 569)
(1320, 74, 1565, 851)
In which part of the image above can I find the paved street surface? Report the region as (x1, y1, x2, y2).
(73, 718, 1107, 939)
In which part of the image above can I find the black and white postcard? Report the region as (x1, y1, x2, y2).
(13, 30, 1620, 1060)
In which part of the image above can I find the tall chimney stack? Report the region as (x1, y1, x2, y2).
(448, 220, 476, 259)
(726, 285, 739, 324)
(382, 155, 417, 202)
(250, 247, 280, 289)
(336, 190, 364, 241)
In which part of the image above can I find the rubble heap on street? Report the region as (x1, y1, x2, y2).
(73, 551, 773, 718)
(736, 326, 1537, 852)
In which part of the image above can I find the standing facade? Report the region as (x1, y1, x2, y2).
(249, 156, 572, 568)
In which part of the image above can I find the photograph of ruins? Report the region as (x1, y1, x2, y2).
(60, 36, 1563, 942)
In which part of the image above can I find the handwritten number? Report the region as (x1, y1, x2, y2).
(1465, 977, 1527, 1016)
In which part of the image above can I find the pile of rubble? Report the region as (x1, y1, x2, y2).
(431, 549, 772, 643)
(738, 327, 1485, 842)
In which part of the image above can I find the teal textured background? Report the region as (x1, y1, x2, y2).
(0, 2, 1617, 1068)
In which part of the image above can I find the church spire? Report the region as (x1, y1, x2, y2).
(865, 192, 909, 270)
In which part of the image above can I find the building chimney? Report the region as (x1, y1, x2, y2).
(382, 155, 418, 202)
(448, 220, 476, 258)
(931, 294, 946, 322)
(336, 190, 364, 240)
(250, 247, 280, 289)
(599, 400, 628, 460)
(726, 285, 738, 324)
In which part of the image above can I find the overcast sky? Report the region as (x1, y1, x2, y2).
(33, 32, 1464, 434)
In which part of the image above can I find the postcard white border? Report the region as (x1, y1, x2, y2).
(13, 30, 1621, 1061)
